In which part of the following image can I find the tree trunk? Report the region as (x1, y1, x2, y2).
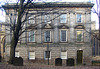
(8, 0, 25, 64)
(8, 35, 18, 64)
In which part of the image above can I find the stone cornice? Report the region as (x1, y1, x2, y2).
(2, 2, 94, 9)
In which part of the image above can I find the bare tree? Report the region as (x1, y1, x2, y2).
(1, 0, 34, 64)
(91, 0, 100, 56)
(1, 0, 66, 64)
(1, 0, 95, 64)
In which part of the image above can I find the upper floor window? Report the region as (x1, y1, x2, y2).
(44, 15, 51, 23)
(29, 15, 35, 24)
(60, 14, 67, 23)
(60, 30, 67, 42)
(76, 30, 83, 42)
(44, 30, 51, 42)
(77, 14, 81, 23)
(29, 31, 35, 42)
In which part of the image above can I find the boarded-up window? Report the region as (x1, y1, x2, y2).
(29, 52, 35, 60)
(61, 51, 67, 59)
(15, 51, 20, 58)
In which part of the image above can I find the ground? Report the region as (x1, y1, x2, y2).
(0, 64, 100, 69)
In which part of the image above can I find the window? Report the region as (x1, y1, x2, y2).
(44, 51, 51, 59)
(29, 31, 35, 42)
(29, 15, 35, 24)
(29, 52, 35, 60)
(60, 30, 67, 42)
(61, 51, 67, 59)
(15, 51, 19, 58)
(60, 14, 67, 23)
(44, 15, 51, 23)
(0, 24, 2, 31)
(77, 14, 81, 23)
(44, 31, 51, 42)
(76, 31, 83, 42)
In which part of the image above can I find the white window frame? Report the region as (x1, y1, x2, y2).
(29, 51, 35, 60)
(61, 51, 67, 59)
(60, 30, 67, 42)
(15, 51, 20, 58)
(44, 30, 51, 42)
(29, 31, 35, 42)
(76, 30, 84, 42)
(44, 51, 51, 60)
(44, 15, 51, 23)
(29, 15, 35, 24)
(60, 14, 67, 23)
(76, 14, 82, 23)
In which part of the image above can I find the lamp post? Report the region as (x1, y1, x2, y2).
(46, 35, 50, 65)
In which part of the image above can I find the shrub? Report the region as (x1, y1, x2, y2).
(66, 58, 74, 66)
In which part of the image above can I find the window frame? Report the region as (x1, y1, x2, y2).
(28, 15, 35, 24)
(76, 14, 82, 23)
(60, 30, 67, 42)
(76, 30, 84, 42)
(44, 30, 51, 42)
(44, 14, 51, 23)
(15, 51, 20, 58)
(61, 51, 67, 59)
(60, 14, 67, 23)
(29, 31, 35, 42)
(28, 51, 35, 60)
(44, 51, 51, 60)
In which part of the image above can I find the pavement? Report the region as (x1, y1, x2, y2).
(0, 64, 100, 69)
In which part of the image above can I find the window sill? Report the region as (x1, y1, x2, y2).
(76, 42, 84, 44)
(44, 58, 51, 60)
(28, 59, 35, 60)
(44, 42, 52, 43)
(28, 42, 36, 43)
(60, 41, 68, 43)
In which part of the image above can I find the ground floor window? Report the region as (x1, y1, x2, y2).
(29, 51, 35, 60)
(61, 51, 67, 59)
(44, 51, 51, 59)
(15, 51, 20, 58)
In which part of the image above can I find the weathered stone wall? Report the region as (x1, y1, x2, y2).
(4, 2, 93, 66)
(4, 43, 92, 65)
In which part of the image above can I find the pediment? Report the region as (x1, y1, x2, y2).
(27, 24, 37, 29)
(42, 24, 53, 29)
(59, 25, 69, 29)
(75, 25, 85, 29)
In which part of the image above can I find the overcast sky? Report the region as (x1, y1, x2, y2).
(0, 0, 99, 29)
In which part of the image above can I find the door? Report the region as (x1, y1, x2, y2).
(77, 50, 83, 64)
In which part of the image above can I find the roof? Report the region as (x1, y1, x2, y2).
(2, 2, 94, 9)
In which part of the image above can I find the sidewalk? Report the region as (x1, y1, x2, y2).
(0, 64, 100, 69)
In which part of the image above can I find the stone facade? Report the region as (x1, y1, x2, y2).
(0, 23, 6, 61)
(3, 2, 94, 65)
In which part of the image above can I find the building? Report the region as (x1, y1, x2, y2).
(0, 22, 6, 62)
(3, 2, 94, 65)
(91, 30, 100, 61)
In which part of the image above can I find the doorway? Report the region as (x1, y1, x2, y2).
(77, 50, 83, 64)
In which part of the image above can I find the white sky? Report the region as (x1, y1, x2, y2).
(0, 0, 99, 29)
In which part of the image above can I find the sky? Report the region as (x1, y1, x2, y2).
(0, 0, 99, 29)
